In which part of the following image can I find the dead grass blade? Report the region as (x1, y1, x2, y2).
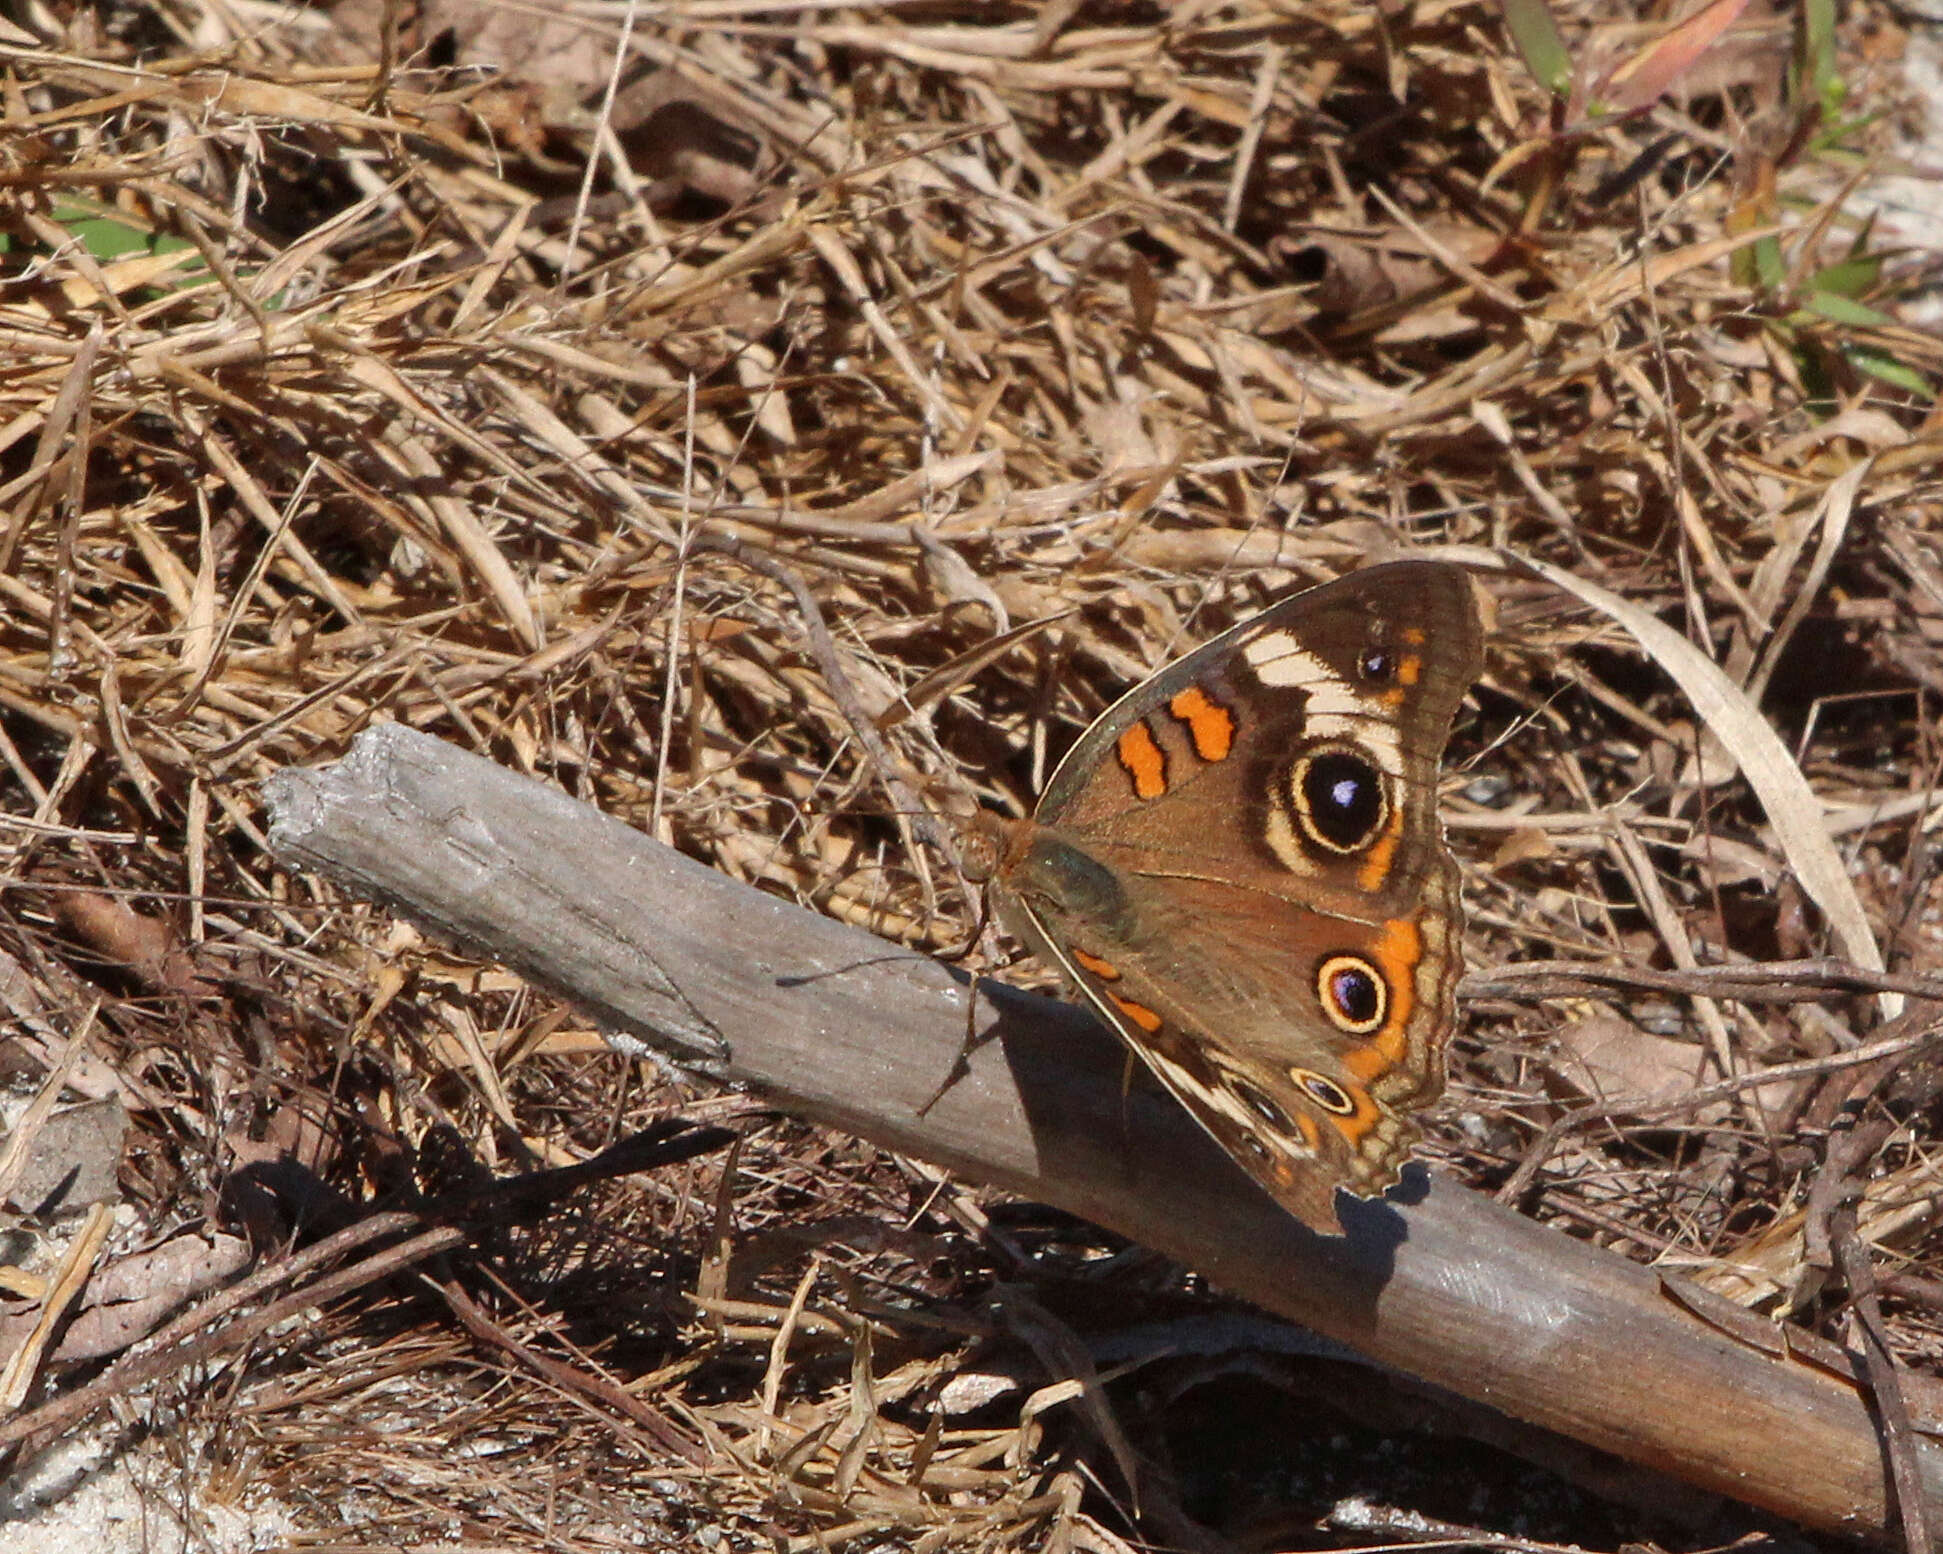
(1512, 550, 1894, 1019)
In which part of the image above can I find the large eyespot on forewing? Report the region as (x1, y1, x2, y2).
(1290, 746, 1389, 855)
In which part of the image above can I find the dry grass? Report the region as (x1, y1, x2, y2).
(0, 0, 1938, 1548)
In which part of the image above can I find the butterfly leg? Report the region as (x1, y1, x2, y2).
(917, 918, 1025, 1116)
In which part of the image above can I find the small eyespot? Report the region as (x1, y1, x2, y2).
(1289, 1067, 1359, 1116)
(1358, 647, 1394, 681)
(1239, 1133, 1273, 1160)
(1231, 1080, 1292, 1132)
(1316, 954, 1387, 1035)
(1292, 749, 1388, 853)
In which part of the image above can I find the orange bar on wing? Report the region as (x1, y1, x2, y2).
(1168, 686, 1235, 763)
(1110, 994, 1163, 1032)
(1357, 813, 1402, 893)
(1115, 722, 1168, 799)
(1072, 947, 1121, 981)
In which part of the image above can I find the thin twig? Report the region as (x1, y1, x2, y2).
(1466, 957, 1943, 1004)
(1496, 1007, 1943, 1208)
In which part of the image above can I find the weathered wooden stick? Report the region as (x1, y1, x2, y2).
(264, 723, 1936, 1545)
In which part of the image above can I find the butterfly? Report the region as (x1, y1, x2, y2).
(962, 562, 1483, 1233)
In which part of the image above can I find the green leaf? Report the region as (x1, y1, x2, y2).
(1496, 0, 1574, 97)
(67, 217, 154, 261)
(1797, 0, 1843, 115)
(1805, 255, 1881, 301)
(1805, 290, 1893, 328)
(1843, 346, 1931, 397)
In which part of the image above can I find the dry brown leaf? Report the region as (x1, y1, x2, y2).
(1545, 1014, 1733, 1126)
